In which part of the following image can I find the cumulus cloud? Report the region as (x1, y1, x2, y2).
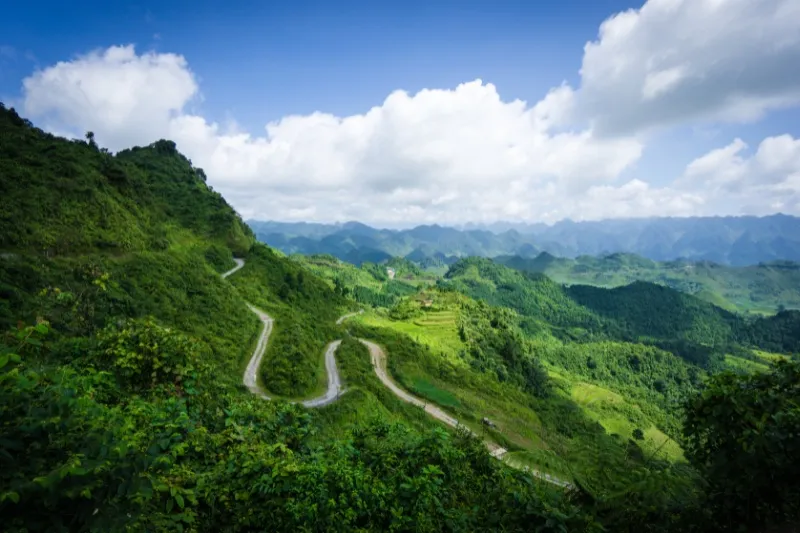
(577, 0, 800, 135)
(23, 45, 197, 149)
(678, 135, 800, 215)
(15, 0, 800, 225)
(20, 45, 657, 224)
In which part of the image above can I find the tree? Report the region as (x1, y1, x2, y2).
(631, 428, 644, 441)
(85, 130, 97, 149)
(683, 361, 800, 530)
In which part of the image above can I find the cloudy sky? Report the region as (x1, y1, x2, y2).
(2, 0, 800, 226)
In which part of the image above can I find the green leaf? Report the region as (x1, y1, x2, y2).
(175, 493, 185, 509)
(34, 323, 49, 334)
(0, 354, 8, 369)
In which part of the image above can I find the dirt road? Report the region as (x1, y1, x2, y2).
(359, 339, 506, 453)
(224, 258, 572, 488)
(358, 338, 574, 489)
(301, 340, 343, 407)
(222, 258, 343, 407)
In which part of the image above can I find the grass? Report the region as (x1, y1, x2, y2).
(409, 377, 462, 409)
(357, 311, 466, 366)
(725, 355, 771, 374)
(310, 337, 446, 445)
(570, 381, 684, 461)
(345, 302, 694, 487)
(753, 350, 790, 363)
(503, 450, 575, 483)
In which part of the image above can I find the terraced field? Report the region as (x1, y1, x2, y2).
(570, 382, 684, 461)
(358, 310, 466, 365)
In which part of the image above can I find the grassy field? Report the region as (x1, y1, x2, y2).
(753, 350, 790, 363)
(358, 309, 467, 366)
(349, 304, 688, 479)
(570, 382, 684, 461)
(725, 355, 771, 374)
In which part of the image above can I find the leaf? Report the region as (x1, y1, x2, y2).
(0, 354, 8, 369)
(34, 323, 49, 335)
(175, 493, 185, 509)
(2, 491, 20, 504)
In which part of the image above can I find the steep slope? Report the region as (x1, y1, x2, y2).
(0, 107, 252, 256)
(1, 106, 596, 532)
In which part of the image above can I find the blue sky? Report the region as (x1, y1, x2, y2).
(2, 0, 636, 124)
(2, 0, 800, 226)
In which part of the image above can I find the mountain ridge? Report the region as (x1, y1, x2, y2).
(249, 214, 800, 266)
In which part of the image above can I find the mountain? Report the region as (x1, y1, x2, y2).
(496, 252, 800, 314)
(443, 257, 800, 361)
(3, 105, 799, 532)
(4, 104, 637, 532)
(251, 215, 800, 266)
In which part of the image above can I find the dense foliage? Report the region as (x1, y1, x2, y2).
(498, 252, 800, 314)
(444, 257, 800, 361)
(1, 323, 598, 532)
(684, 361, 800, 530)
(4, 105, 800, 532)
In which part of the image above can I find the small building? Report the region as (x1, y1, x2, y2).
(386, 268, 396, 279)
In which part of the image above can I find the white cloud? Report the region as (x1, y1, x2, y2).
(14, 0, 800, 225)
(577, 0, 800, 135)
(22, 45, 197, 150)
(20, 46, 657, 224)
(678, 135, 800, 215)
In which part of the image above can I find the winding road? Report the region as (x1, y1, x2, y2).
(223, 259, 344, 407)
(222, 258, 572, 488)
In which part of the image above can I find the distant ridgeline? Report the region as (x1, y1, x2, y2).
(249, 214, 800, 266)
(251, 219, 800, 314)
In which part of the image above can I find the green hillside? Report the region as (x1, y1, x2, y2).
(292, 253, 434, 309)
(1, 106, 599, 532)
(497, 252, 800, 314)
(2, 105, 799, 532)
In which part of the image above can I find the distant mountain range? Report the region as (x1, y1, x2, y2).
(248, 215, 800, 266)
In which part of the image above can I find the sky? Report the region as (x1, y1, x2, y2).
(2, 0, 800, 227)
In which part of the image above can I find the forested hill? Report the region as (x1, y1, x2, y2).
(1, 105, 608, 532)
(443, 257, 800, 357)
(496, 252, 800, 314)
(0, 104, 253, 256)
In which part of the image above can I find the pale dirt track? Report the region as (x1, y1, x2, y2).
(222, 259, 342, 407)
(357, 338, 573, 489)
(224, 259, 572, 488)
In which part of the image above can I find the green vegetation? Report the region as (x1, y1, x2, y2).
(0, 105, 600, 532)
(498, 252, 800, 314)
(292, 253, 430, 310)
(684, 361, 800, 530)
(3, 105, 800, 531)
